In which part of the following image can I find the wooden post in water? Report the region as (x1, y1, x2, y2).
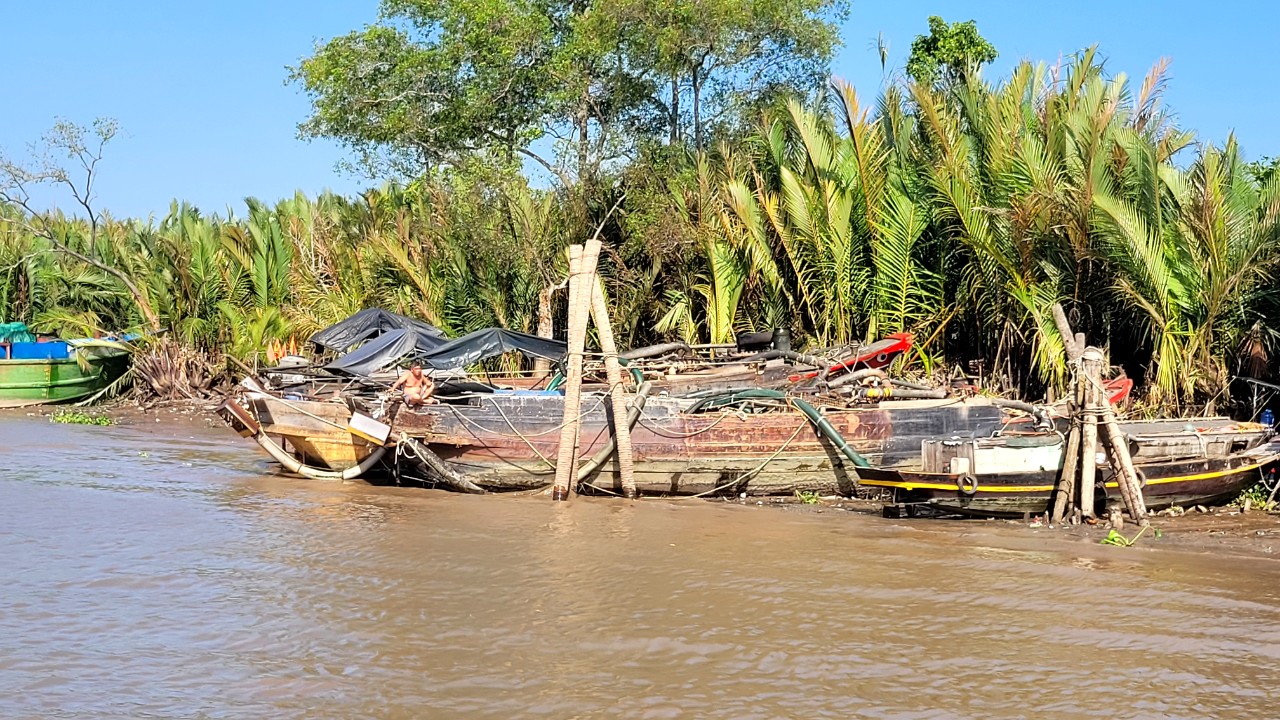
(1078, 347, 1104, 521)
(552, 245, 588, 501)
(589, 275, 637, 498)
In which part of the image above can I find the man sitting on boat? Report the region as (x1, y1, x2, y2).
(391, 362, 436, 407)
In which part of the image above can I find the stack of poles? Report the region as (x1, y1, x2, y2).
(1050, 305, 1149, 527)
(551, 239, 638, 500)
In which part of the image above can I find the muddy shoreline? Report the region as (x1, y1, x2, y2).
(13, 401, 1280, 561)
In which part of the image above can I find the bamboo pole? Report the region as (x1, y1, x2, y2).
(552, 245, 589, 501)
(589, 276, 637, 498)
(1078, 347, 1103, 520)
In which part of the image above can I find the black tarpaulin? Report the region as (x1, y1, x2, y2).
(323, 329, 418, 376)
(416, 328, 566, 370)
(309, 308, 446, 353)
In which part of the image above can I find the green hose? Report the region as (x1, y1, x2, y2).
(686, 388, 871, 469)
(547, 356, 643, 391)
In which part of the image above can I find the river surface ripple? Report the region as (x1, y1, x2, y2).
(2, 415, 1279, 719)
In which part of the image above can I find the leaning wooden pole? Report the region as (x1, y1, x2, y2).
(1050, 303, 1082, 524)
(552, 245, 588, 501)
(1052, 304, 1082, 362)
(589, 275, 637, 498)
(1100, 401, 1150, 525)
(1051, 376, 1084, 525)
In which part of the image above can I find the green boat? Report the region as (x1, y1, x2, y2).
(0, 326, 132, 407)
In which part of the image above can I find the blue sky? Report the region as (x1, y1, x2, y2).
(1, 1, 1274, 218)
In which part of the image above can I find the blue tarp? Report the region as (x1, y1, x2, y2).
(8, 341, 73, 360)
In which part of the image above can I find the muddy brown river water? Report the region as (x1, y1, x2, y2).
(2, 414, 1280, 718)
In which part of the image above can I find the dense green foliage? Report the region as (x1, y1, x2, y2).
(3, 14, 1279, 415)
(905, 15, 998, 86)
(291, 0, 847, 179)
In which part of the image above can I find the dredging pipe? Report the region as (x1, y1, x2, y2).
(620, 342, 692, 361)
(576, 381, 654, 486)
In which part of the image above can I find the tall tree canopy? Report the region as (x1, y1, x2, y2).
(291, 0, 846, 181)
(905, 15, 997, 86)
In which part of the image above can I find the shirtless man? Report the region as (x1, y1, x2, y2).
(390, 362, 436, 407)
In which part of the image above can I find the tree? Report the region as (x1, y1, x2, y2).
(291, 0, 847, 179)
(905, 16, 997, 87)
(0, 119, 161, 331)
(1244, 155, 1280, 187)
(619, 0, 847, 152)
(292, 0, 646, 186)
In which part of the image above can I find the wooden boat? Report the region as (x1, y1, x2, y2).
(220, 384, 1279, 517)
(0, 339, 131, 408)
(859, 420, 1280, 517)
(223, 386, 1020, 493)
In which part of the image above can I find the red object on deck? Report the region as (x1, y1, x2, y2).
(1105, 377, 1133, 406)
(788, 332, 914, 383)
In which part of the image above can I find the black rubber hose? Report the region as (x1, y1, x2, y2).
(576, 381, 654, 482)
(620, 342, 691, 360)
(737, 349, 827, 368)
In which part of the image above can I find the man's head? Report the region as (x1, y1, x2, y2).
(410, 362, 423, 377)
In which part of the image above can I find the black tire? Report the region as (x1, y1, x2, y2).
(957, 473, 979, 496)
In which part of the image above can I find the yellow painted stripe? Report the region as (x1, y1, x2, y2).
(859, 460, 1271, 494)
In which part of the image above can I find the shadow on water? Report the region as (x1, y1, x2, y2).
(2, 415, 1280, 718)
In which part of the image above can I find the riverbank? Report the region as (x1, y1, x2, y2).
(8, 402, 1280, 561)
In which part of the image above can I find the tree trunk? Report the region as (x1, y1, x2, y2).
(670, 76, 681, 145)
(534, 285, 555, 376)
(692, 67, 703, 153)
(576, 101, 590, 183)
